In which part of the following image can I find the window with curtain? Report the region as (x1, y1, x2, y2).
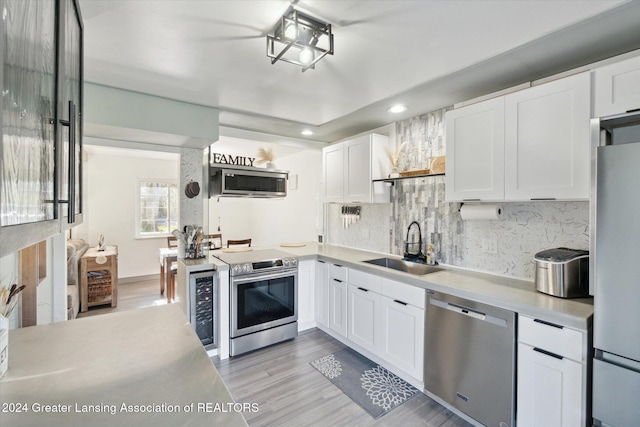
(136, 180, 179, 238)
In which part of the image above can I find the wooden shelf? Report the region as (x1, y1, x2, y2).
(373, 173, 445, 185)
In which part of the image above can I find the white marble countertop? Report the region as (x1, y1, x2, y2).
(0, 304, 248, 427)
(176, 242, 593, 330)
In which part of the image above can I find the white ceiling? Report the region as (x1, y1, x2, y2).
(79, 0, 640, 145)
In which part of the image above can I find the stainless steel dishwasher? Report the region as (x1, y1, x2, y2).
(424, 290, 516, 427)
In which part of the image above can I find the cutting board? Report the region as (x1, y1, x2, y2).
(280, 243, 306, 248)
(222, 247, 253, 253)
(430, 156, 446, 174)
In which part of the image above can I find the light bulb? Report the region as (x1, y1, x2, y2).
(284, 23, 297, 40)
(299, 48, 314, 65)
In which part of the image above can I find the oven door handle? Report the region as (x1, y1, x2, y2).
(231, 269, 298, 285)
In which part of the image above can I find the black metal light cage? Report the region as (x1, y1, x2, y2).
(266, 8, 334, 72)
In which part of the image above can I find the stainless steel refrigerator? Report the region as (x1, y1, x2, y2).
(591, 112, 640, 427)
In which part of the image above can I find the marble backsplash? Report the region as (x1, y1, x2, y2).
(326, 203, 391, 254)
(326, 107, 591, 281)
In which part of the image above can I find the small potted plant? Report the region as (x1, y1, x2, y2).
(385, 142, 407, 178)
(256, 147, 276, 169)
(0, 283, 26, 378)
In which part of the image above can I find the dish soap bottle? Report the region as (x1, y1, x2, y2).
(426, 244, 435, 265)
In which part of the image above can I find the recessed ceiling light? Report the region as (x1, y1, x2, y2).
(387, 104, 407, 114)
(301, 129, 314, 136)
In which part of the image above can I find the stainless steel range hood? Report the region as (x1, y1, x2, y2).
(209, 164, 288, 198)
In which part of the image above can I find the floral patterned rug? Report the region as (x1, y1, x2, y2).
(310, 347, 419, 418)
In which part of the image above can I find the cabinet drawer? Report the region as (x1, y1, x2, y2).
(348, 268, 381, 293)
(329, 263, 348, 282)
(85, 256, 112, 270)
(380, 278, 425, 309)
(519, 315, 583, 362)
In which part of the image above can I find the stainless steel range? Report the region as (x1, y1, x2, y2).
(215, 249, 298, 356)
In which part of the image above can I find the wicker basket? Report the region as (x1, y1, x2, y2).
(87, 269, 112, 302)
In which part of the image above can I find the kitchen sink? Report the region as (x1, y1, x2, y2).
(363, 257, 443, 275)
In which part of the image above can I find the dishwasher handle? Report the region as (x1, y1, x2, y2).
(429, 296, 509, 328)
(446, 302, 486, 320)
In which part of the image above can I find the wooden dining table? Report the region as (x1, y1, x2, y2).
(158, 247, 178, 296)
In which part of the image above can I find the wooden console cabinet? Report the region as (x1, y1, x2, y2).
(80, 246, 118, 312)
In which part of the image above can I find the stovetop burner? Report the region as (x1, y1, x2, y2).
(214, 249, 298, 276)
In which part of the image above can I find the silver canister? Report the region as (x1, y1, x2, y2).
(534, 248, 590, 298)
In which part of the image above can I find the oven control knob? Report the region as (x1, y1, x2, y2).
(242, 263, 251, 273)
(291, 258, 297, 266)
(284, 259, 290, 267)
(233, 265, 242, 275)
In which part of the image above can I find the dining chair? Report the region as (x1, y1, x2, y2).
(206, 234, 223, 250)
(227, 238, 252, 248)
(167, 236, 178, 248)
(164, 255, 177, 302)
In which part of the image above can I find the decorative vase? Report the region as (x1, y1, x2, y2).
(0, 314, 8, 378)
(389, 166, 400, 179)
(266, 161, 276, 169)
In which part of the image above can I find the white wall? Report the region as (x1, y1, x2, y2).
(74, 146, 179, 279)
(209, 149, 322, 247)
(0, 236, 57, 328)
(0, 252, 20, 328)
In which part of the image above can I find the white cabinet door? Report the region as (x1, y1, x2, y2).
(379, 295, 424, 380)
(347, 284, 380, 353)
(445, 97, 505, 201)
(322, 143, 344, 202)
(314, 260, 329, 327)
(297, 259, 315, 331)
(517, 343, 583, 427)
(328, 277, 347, 337)
(505, 72, 591, 200)
(321, 133, 390, 203)
(594, 55, 640, 118)
(344, 135, 371, 203)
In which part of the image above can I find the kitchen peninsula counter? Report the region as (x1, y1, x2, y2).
(0, 304, 248, 427)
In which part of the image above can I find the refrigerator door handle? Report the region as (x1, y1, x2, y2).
(595, 349, 640, 374)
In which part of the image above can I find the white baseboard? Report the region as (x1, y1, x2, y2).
(118, 274, 159, 284)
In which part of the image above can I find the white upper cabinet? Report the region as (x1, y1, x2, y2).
(446, 72, 591, 202)
(322, 143, 344, 203)
(593, 54, 640, 118)
(322, 133, 390, 203)
(445, 97, 505, 202)
(344, 136, 373, 202)
(505, 72, 591, 201)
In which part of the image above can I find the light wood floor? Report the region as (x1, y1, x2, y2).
(213, 328, 473, 427)
(77, 278, 167, 318)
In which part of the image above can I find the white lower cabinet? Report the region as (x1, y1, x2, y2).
(318, 265, 425, 386)
(517, 343, 582, 427)
(297, 259, 315, 331)
(517, 315, 588, 427)
(314, 260, 329, 327)
(347, 284, 380, 353)
(379, 294, 424, 380)
(328, 276, 348, 338)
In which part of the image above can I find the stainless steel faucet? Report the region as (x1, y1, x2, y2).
(404, 221, 426, 262)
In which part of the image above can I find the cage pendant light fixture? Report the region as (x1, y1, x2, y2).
(267, 8, 334, 72)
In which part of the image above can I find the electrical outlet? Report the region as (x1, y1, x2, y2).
(482, 239, 498, 254)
